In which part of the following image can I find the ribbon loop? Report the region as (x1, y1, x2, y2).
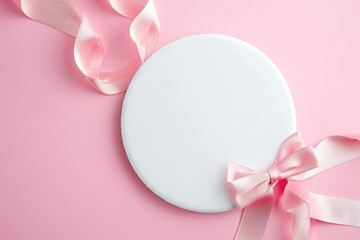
(17, 0, 160, 94)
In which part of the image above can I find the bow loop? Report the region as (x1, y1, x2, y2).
(276, 132, 307, 163)
(277, 146, 318, 180)
(229, 169, 272, 208)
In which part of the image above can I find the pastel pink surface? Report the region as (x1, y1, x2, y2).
(1, 0, 360, 239)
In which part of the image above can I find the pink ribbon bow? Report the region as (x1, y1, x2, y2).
(228, 132, 360, 240)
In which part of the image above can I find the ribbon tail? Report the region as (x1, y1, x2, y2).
(284, 182, 360, 240)
(290, 199, 311, 240)
(235, 193, 273, 240)
(281, 185, 311, 240)
(294, 188, 360, 227)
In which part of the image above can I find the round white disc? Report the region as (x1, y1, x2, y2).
(121, 34, 296, 213)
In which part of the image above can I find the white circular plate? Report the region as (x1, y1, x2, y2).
(121, 34, 296, 213)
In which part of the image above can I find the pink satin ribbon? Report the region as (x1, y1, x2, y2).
(228, 132, 360, 240)
(16, 0, 160, 94)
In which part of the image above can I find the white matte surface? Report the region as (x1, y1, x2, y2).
(121, 34, 296, 213)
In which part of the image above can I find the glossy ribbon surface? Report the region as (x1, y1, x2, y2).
(16, 0, 160, 94)
(228, 132, 360, 240)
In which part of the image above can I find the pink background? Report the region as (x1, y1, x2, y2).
(1, 0, 360, 239)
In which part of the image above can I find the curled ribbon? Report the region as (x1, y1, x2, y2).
(228, 132, 360, 240)
(16, 0, 160, 94)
